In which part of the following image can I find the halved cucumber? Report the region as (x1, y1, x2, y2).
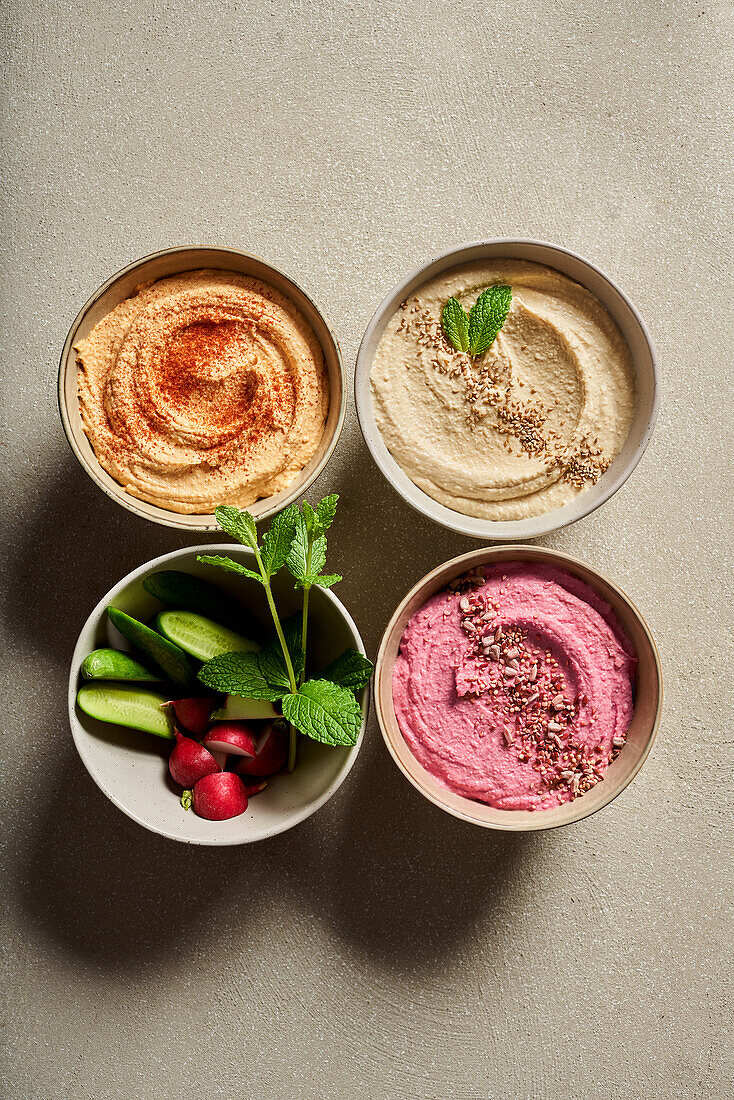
(211, 694, 279, 722)
(107, 607, 196, 687)
(80, 648, 163, 683)
(142, 570, 265, 639)
(77, 683, 174, 739)
(153, 610, 259, 662)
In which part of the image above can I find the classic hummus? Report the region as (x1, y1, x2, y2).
(76, 269, 329, 513)
(370, 260, 636, 521)
(392, 562, 635, 810)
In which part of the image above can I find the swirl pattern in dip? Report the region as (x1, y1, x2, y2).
(392, 562, 635, 810)
(76, 269, 329, 513)
(370, 260, 636, 521)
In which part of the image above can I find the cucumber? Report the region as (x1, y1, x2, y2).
(107, 607, 197, 687)
(77, 683, 174, 739)
(142, 570, 265, 639)
(153, 610, 259, 662)
(211, 694, 279, 722)
(80, 648, 163, 682)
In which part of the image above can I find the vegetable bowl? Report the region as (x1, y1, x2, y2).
(69, 545, 370, 845)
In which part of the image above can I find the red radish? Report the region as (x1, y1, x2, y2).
(203, 721, 259, 758)
(168, 729, 221, 787)
(193, 772, 249, 820)
(235, 723, 287, 777)
(241, 780, 268, 797)
(208, 749, 229, 771)
(165, 697, 215, 736)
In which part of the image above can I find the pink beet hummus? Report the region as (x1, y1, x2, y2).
(392, 562, 636, 810)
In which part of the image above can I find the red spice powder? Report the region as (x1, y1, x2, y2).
(155, 319, 292, 439)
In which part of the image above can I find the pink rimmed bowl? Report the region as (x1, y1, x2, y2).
(374, 545, 661, 831)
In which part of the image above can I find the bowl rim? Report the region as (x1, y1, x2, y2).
(355, 236, 660, 540)
(58, 245, 347, 531)
(374, 543, 662, 831)
(68, 543, 370, 845)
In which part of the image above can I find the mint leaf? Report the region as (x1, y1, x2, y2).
(258, 614, 304, 688)
(468, 285, 512, 355)
(314, 494, 338, 537)
(285, 514, 309, 583)
(301, 500, 317, 537)
(214, 506, 258, 549)
(197, 555, 262, 584)
(198, 651, 284, 700)
(260, 503, 298, 578)
(441, 297, 470, 353)
(321, 649, 374, 692)
(311, 573, 341, 589)
(281, 679, 362, 747)
(286, 516, 326, 585)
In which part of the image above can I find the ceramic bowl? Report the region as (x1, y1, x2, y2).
(69, 546, 369, 845)
(59, 246, 345, 531)
(355, 238, 659, 540)
(374, 545, 661, 830)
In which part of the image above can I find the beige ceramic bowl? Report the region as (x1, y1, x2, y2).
(59, 246, 346, 531)
(69, 546, 369, 845)
(375, 545, 662, 830)
(355, 238, 659, 540)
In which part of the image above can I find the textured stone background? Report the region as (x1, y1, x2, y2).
(1, 2, 732, 1097)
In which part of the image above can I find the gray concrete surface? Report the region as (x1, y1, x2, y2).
(1, 2, 732, 1097)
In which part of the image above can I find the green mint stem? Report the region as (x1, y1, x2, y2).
(253, 544, 298, 771)
(289, 536, 313, 772)
(300, 536, 314, 686)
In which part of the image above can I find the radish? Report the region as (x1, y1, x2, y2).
(235, 723, 287, 777)
(168, 729, 221, 787)
(165, 697, 215, 736)
(203, 721, 259, 758)
(241, 779, 268, 798)
(193, 772, 249, 820)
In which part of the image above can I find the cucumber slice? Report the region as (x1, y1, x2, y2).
(142, 570, 265, 639)
(211, 694, 279, 722)
(77, 683, 174, 739)
(107, 607, 196, 687)
(153, 610, 259, 662)
(80, 648, 163, 682)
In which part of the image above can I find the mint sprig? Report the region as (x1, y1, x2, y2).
(198, 650, 285, 701)
(257, 614, 305, 689)
(441, 297, 470, 352)
(321, 649, 374, 693)
(280, 680, 363, 747)
(441, 284, 512, 356)
(197, 497, 373, 771)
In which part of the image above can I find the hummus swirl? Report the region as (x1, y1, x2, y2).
(393, 563, 635, 811)
(370, 260, 636, 521)
(76, 269, 329, 513)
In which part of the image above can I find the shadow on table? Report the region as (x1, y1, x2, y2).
(16, 726, 538, 975)
(11, 442, 546, 974)
(287, 731, 540, 970)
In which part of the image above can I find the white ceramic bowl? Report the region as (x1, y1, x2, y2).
(59, 246, 346, 531)
(69, 546, 369, 845)
(375, 545, 662, 831)
(355, 238, 659, 539)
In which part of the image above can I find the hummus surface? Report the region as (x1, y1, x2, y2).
(392, 562, 635, 810)
(370, 260, 636, 521)
(76, 269, 329, 513)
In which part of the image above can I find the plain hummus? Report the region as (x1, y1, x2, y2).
(370, 260, 635, 521)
